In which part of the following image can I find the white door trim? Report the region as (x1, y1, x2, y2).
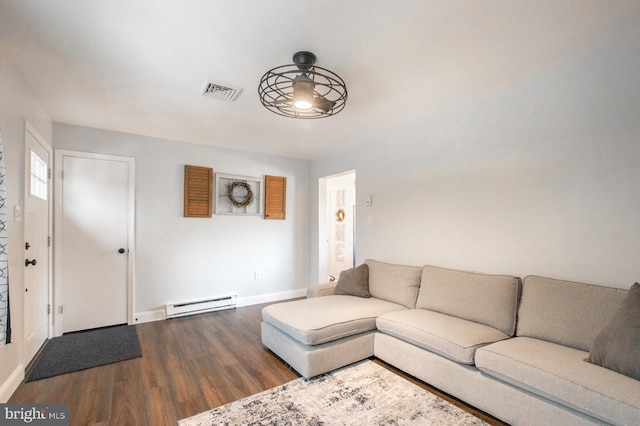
(53, 149, 136, 337)
(318, 169, 356, 283)
(23, 120, 53, 350)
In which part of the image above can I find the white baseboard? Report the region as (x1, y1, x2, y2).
(133, 288, 306, 324)
(0, 363, 25, 403)
(132, 308, 165, 324)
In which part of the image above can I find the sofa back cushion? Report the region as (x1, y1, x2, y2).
(517, 275, 628, 351)
(365, 259, 422, 308)
(416, 265, 521, 336)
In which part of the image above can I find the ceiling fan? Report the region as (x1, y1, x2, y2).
(258, 51, 348, 119)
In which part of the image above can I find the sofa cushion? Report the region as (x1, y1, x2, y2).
(262, 295, 405, 346)
(516, 276, 628, 351)
(415, 265, 521, 336)
(335, 263, 370, 298)
(376, 309, 509, 365)
(476, 337, 640, 426)
(261, 322, 376, 379)
(587, 282, 640, 380)
(365, 259, 422, 308)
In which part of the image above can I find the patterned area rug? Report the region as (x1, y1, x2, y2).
(179, 360, 488, 425)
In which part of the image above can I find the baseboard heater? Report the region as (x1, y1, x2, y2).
(165, 294, 237, 319)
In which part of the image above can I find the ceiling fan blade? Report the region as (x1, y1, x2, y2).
(314, 96, 335, 113)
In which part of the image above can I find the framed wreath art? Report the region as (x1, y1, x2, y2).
(226, 180, 254, 208)
(215, 173, 263, 215)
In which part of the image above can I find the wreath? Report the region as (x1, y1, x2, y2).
(226, 181, 254, 208)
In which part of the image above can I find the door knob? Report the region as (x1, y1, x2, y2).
(118, 248, 126, 254)
(25, 258, 37, 267)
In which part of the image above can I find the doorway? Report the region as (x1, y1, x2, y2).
(318, 170, 356, 282)
(23, 122, 53, 363)
(54, 150, 135, 335)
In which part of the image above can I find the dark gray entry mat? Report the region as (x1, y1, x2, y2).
(25, 325, 142, 382)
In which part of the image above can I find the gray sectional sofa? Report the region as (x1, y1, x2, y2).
(261, 259, 640, 426)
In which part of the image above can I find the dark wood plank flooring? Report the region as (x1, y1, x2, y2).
(10, 302, 507, 425)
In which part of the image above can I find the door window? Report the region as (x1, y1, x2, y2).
(30, 150, 47, 200)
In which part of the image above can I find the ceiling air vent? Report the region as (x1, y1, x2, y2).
(201, 80, 242, 102)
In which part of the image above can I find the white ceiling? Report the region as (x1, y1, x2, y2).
(1, 0, 639, 160)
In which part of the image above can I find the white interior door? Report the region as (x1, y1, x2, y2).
(24, 123, 52, 362)
(57, 151, 134, 333)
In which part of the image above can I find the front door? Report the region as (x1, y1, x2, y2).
(24, 123, 52, 362)
(56, 151, 134, 333)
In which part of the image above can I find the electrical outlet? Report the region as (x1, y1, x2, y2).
(254, 271, 262, 280)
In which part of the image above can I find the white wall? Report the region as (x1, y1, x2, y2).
(0, 47, 53, 401)
(52, 124, 311, 321)
(311, 40, 640, 289)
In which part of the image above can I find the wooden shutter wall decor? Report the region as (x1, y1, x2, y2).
(264, 175, 286, 220)
(184, 165, 213, 217)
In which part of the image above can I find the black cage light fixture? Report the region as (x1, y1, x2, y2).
(258, 51, 348, 119)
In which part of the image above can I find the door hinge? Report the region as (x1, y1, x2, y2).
(58, 305, 63, 314)
(47, 304, 51, 315)
(48, 236, 51, 247)
(48, 168, 52, 179)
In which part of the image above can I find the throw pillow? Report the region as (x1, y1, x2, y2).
(587, 282, 640, 380)
(335, 264, 370, 298)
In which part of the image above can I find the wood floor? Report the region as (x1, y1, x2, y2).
(10, 302, 507, 425)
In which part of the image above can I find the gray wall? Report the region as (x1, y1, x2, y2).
(311, 39, 640, 289)
(53, 124, 311, 320)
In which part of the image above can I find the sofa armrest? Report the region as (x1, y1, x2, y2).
(307, 282, 337, 298)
